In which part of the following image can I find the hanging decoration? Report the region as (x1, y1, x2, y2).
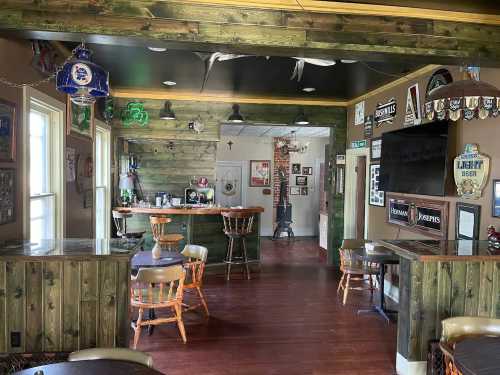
(276, 131, 309, 156)
(121, 102, 149, 127)
(424, 67, 500, 121)
(56, 43, 109, 106)
(453, 144, 490, 199)
(227, 140, 233, 150)
(188, 116, 205, 133)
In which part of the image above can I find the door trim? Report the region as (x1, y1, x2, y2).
(216, 161, 247, 207)
(344, 147, 370, 239)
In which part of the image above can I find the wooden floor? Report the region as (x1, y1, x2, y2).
(133, 238, 397, 375)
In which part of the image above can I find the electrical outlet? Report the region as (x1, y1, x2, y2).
(10, 332, 21, 348)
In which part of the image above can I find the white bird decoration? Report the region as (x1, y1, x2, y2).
(195, 52, 249, 91)
(290, 57, 336, 82)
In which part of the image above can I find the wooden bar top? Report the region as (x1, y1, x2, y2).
(115, 206, 265, 216)
(0, 238, 143, 260)
(342, 239, 500, 262)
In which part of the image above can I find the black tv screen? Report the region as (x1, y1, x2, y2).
(379, 121, 449, 196)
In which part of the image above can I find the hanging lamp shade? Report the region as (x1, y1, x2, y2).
(294, 108, 309, 125)
(424, 79, 500, 121)
(159, 101, 176, 120)
(228, 104, 244, 123)
(56, 43, 109, 106)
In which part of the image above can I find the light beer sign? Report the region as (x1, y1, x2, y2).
(454, 144, 490, 199)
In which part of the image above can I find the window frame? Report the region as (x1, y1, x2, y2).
(94, 120, 111, 239)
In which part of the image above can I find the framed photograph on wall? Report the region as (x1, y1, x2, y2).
(456, 202, 481, 240)
(300, 187, 308, 196)
(0, 99, 16, 162)
(249, 160, 271, 187)
(369, 164, 385, 207)
(296, 176, 308, 186)
(67, 96, 94, 139)
(370, 137, 382, 162)
(291, 163, 301, 174)
(290, 186, 300, 195)
(302, 167, 312, 175)
(0, 168, 15, 225)
(493, 180, 500, 218)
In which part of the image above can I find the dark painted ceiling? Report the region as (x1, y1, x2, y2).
(85, 43, 422, 101)
(334, 0, 500, 13)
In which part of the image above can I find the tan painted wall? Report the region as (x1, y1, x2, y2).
(347, 66, 500, 241)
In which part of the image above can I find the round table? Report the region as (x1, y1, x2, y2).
(12, 359, 164, 375)
(131, 250, 185, 271)
(454, 337, 500, 375)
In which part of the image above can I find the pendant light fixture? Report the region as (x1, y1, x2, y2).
(56, 43, 109, 106)
(159, 100, 176, 120)
(293, 108, 309, 125)
(424, 69, 500, 121)
(228, 104, 244, 123)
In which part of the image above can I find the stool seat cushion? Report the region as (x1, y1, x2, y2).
(158, 234, 184, 243)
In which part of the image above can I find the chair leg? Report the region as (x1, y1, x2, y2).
(226, 237, 234, 281)
(342, 274, 351, 305)
(242, 237, 251, 280)
(196, 286, 210, 316)
(133, 308, 144, 349)
(369, 275, 374, 295)
(337, 273, 345, 294)
(174, 304, 187, 343)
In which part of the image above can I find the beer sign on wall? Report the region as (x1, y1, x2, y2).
(374, 98, 397, 127)
(387, 194, 449, 239)
(454, 144, 490, 199)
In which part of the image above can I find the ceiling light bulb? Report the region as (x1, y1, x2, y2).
(148, 46, 167, 52)
(162, 80, 177, 86)
(341, 59, 357, 64)
(302, 87, 316, 92)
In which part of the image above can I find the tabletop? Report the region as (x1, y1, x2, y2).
(131, 250, 185, 270)
(351, 247, 400, 264)
(12, 359, 164, 375)
(454, 337, 500, 375)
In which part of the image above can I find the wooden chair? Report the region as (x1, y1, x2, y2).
(68, 348, 153, 368)
(150, 216, 184, 251)
(221, 211, 255, 281)
(337, 244, 379, 305)
(181, 244, 209, 316)
(440, 316, 500, 375)
(130, 265, 187, 348)
(112, 210, 145, 239)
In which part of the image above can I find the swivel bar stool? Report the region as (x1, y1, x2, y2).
(221, 211, 255, 281)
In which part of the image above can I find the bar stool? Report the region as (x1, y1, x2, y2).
(112, 210, 145, 239)
(221, 211, 255, 281)
(150, 216, 184, 251)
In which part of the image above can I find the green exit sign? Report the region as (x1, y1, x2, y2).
(351, 140, 367, 149)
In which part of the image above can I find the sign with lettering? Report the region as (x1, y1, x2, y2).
(454, 144, 490, 199)
(404, 83, 421, 127)
(387, 194, 449, 239)
(374, 98, 397, 127)
(351, 139, 367, 149)
(364, 115, 374, 139)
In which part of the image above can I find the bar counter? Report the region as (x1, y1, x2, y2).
(116, 206, 265, 264)
(0, 238, 142, 354)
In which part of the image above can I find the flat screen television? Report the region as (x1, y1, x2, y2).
(379, 121, 449, 196)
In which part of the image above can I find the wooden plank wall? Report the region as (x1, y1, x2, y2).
(0, 259, 131, 353)
(398, 260, 500, 362)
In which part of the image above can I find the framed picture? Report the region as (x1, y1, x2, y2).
(370, 137, 382, 162)
(291, 163, 301, 174)
(0, 99, 16, 162)
(302, 167, 312, 175)
(0, 168, 15, 225)
(369, 164, 385, 207)
(456, 202, 481, 240)
(300, 187, 308, 196)
(296, 176, 307, 186)
(67, 96, 94, 139)
(290, 186, 300, 195)
(492, 180, 500, 218)
(249, 160, 271, 187)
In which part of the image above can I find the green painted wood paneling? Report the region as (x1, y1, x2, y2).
(25, 262, 43, 352)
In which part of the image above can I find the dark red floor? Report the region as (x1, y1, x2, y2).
(133, 238, 397, 375)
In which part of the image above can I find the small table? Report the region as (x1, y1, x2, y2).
(454, 337, 500, 375)
(353, 246, 400, 323)
(12, 359, 164, 375)
(131, 250, 186, 334)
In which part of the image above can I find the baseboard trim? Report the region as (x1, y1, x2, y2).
(396, 352, 427, 375)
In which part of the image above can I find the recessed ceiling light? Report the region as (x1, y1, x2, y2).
(162, 80, 177, 86)
(148, 46, 167, 52)
(302, 87, 316, 92)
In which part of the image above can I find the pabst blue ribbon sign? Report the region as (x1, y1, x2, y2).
(454, 144, 490, 199)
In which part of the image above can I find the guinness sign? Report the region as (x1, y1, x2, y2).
(374, 98, 397, 127)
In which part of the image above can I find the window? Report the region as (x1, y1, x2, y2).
(95, 122, 111, 239)
(24, 88, 65, 243)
